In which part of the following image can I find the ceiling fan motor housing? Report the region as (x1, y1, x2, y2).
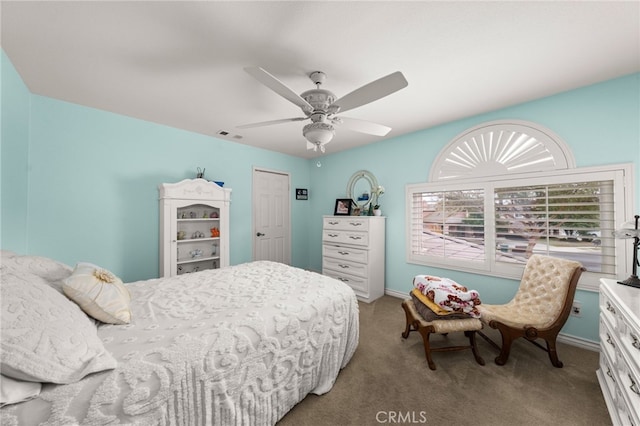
(300, 89, 336, 115)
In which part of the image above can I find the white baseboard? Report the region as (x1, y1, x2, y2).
(385, 288, 407, 300)
(556, 333, 599, 352)
(384, 289, 599, 352)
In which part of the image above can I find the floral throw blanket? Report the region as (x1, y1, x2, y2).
(413, 275, 482, 318)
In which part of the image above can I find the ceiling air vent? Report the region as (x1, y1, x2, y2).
(217, 130, 243, 140)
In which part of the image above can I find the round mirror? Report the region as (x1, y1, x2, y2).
(346, 170, 379, 208)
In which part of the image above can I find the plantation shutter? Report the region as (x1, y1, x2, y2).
(494, 180, 616, 273)
(410, 189, 485, 262)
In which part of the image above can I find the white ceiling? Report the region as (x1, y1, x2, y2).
(2, 1, 639, 159)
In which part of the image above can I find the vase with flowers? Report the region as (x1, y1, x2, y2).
(371, 185, 384, 216)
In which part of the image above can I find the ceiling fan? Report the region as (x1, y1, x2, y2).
(238, 67, 408, 153)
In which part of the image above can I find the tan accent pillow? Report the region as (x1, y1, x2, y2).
(62, 263, 132, 324)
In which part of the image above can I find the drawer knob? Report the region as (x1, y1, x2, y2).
(328, 221, 339, 225)
(328, 233, 339, 238)
(348, 222, 362, 227)
(606, 367, 615, 382)
(606, 302, 616, 314)
(349, 236, 362, 240)
(631, 375, 640, 396)
(631, 333, 640, 350)
(339, 264, 350, 269)
(606, 333, 615, 348)
(338, 277, 349, 283)
(338, 251, 350, 255)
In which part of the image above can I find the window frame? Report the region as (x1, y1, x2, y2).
(406, 163, 634, 291)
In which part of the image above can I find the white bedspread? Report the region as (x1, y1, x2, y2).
(1, 261, 359, 425)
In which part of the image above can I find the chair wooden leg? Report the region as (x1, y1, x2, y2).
(545, 338, 564, 368)
(465, 330, 485, 366)
(418, 328, 437, 370)
(402, 301, 418, 339)
(495, 330, 514, 366)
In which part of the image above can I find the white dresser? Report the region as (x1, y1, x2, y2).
(597, 278, 640, 426)
(322, 215, 385, 303)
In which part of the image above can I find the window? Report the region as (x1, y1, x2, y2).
(407, 120, 634, 291)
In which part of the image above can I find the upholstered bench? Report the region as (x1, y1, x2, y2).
(401, 299, 485, 370)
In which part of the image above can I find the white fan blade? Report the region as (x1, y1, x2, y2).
(244, 67, 313, 112)
(336, 116, 391, 136)
(330, 71, 408, 114)
(237, 117, 308, 129)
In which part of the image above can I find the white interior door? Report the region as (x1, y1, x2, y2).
(252, 168, 291, 264)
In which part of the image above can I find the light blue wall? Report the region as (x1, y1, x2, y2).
(2, 48, 638, 343)
(307, 73, 640, 342)
(23, 96, 312, 281)
(1, 51, 30, 253)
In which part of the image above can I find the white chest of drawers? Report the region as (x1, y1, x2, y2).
(597, 278, 640, 426)
(322, 215, 385, 303)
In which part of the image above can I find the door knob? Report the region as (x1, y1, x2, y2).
(256, 232, 265, 237)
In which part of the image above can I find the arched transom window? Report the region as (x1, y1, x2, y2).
(430, 120, 575, 182)
(407, 119, 633, 291)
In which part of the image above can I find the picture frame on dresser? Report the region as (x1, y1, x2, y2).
(334, 199, 352, 216)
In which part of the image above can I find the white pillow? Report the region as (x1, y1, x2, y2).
(0, 266, 117, 384)
(1, 254, 72, 292)
(0, 375, 41, 407)
(0, 250, 18, 259)
(63, 263, 132, 325)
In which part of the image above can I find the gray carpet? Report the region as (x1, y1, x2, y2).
(278, 295, 610, 426)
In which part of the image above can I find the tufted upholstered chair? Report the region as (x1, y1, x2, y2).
(477, 254, 585, 367)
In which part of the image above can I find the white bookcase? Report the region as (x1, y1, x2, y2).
(159, 179, 231, 277)
(322, 215, 386, 303)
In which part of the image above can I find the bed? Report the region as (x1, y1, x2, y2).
(0, 252, 359, 425)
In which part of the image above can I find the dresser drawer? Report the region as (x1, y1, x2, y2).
(601, 289, 621, 333)
(324, 269, 369, 296)
(600, 314, 618, 367)
(323, 230, 369, 246)
(323, 217, 369, 232)
(323, 244, 368, 263)
(323, 257, 368, 279)
(617, 349, 640, 424)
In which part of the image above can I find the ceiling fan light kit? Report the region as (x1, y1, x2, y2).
(303, 122, 335, 152)
(239, 67, 408, 153)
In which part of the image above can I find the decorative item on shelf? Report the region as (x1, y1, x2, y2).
(190, 249, 203, 259)
(177, 231, 186, 240)
(196, 167, 205, 179)
(210, 227, 220, 237)
(352, 207, 361, 216)
(189, 212, 196, 218)
(613, 214, 640, 288)
(192, 231, 205, 239)
(210, 211, 219, 218)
